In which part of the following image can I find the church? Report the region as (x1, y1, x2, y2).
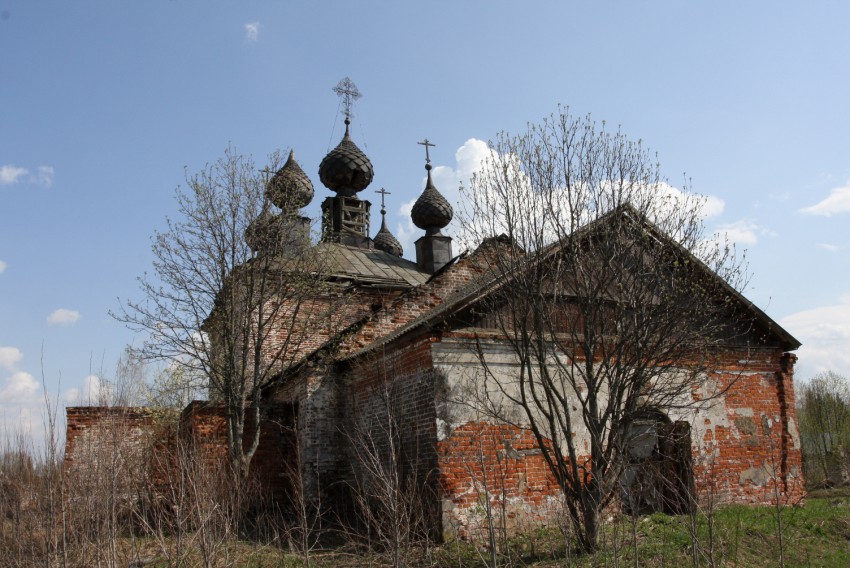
(67, 80, 804, 541)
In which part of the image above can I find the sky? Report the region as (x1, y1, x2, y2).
(1, 1, 849, 441)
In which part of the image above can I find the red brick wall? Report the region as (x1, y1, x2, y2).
(690, 349, 805, 506)
(339, 249, 493, 356)
(65, 406, 157, 469)
(431, 341, 805, 538)
(437, 422, 563, 540)
(64, 407, 167, 508)
(179, 401, 297, 505)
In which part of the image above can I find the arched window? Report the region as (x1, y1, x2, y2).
(620, 409, 694, 515)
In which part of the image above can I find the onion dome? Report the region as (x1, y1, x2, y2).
(266, 150, 314, 212)
(318, 119, 374, 197)
(245, 207, 280, 252)
(411, 164, 453, 235)
(373, 206, 403, 257)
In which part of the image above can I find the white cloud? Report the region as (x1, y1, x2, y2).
(0, 347, 44, 439)
(817, 243, 840, 253)
(799, 183, 850, 216)
(47, 308, 81, 326)
(0, 165, 28, 185)
(0, 164, 54, 188)
(0, 347, 23, 372)
(652, 182, 724, 219)
(0, 260, 6, 274)
(715, 219, 761, 246)
(67, 374, 112, 405)
(0, 371, 40, 404)
(781, 295, 850, 381)
(244, 21, 260, 41)
(33, 165, 54, 187)
(396, 137, 728, 258)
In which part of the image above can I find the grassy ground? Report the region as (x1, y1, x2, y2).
(441, 490, 850, 567)
(20, 493, 850, 567)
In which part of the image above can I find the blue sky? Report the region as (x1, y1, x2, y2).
(2, 1, 849, 438)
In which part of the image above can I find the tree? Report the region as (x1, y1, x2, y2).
(116, 147, 335, 481)
(457, 108, 749, 552)
(797, 371, 850, 485)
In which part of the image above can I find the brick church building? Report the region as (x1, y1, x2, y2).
(67, 85, 804, 540)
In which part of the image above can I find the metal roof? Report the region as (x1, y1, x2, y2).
(315, 242, 429, 288)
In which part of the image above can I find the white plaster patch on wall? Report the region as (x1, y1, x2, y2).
(732, 406, 755, 417)
(436, 416, 451, 441)
(788, 417, 801, 450)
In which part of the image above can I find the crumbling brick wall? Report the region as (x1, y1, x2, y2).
(430, 337, 805, 538)
(687, 349, 805, 506)
(179, 401, 297, 505)
(65, 406, 158, 475)
(436, 422, 563, 540)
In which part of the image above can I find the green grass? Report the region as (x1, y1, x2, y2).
(60, 495, 850, 566)
(429, 493, 850, 567)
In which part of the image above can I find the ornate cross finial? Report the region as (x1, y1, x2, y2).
(417, 138, 436, 166)
(376, 187, 391, 213)
(333, 77, 362, 121)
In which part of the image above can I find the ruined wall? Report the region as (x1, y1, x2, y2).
(262, 289, 387, 370)
(179, 401, 297, 505)
(431, 340, 567, 539)
(430, 338, 804, 537)
(268, 365, 344, 506)
(65, 407, 157, 468)
(684, 349, 804, 506)
(64, 407, 165, 510)
(436, 421, 563, 540)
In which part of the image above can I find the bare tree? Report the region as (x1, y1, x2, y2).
(116, 146, 336, 481)
(457, 108, 750, 552)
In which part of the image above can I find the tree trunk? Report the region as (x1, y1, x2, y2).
(579, 498, 600, 553)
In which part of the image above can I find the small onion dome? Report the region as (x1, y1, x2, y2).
(245, 207, 281, 252)
(266, 150, 314, 212)
(373, 215, 403, 257)
(318, 120, 374, 197)
(411, 166, 453, 235)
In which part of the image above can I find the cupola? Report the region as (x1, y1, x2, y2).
(319, 77, 373, 248)
(266, 150, 314, 213)
(412, 139, 453, 273)
(372, 188, 403, 257)
(318, 119, 374, 198)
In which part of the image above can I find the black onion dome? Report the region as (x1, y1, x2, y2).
(318, 121, 374, 196)
(266, 150, 314, 212)
(373, 216, 403, 257)
(411, 169, 453, 234)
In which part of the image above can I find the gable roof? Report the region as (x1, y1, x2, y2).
(339, 204, 800, 361)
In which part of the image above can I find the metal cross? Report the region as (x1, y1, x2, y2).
(258, 166, 274, 184)
(417, 138, 436, 165)
(333, 77, 362, 120)
(375, 187, 391, 212)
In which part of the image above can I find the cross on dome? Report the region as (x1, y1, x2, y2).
(376, 187, 391, 214)
(333, 77, 362, 122)
(417, 138, 436, 169)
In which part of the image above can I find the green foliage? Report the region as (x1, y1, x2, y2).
(797, 371, 850, 486)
